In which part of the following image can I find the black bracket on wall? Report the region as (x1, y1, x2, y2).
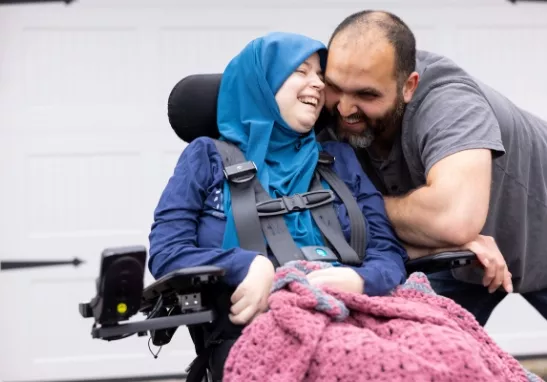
(0, 257, 84, 271)
(0, 0, 74, 4)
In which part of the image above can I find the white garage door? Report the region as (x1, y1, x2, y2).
(1, 1, 547, 381)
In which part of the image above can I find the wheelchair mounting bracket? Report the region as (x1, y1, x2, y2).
(91, 310, 215, 341)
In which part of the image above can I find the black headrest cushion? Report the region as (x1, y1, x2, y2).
(167, 73, 223, 142)
(167, 72, 333, 143)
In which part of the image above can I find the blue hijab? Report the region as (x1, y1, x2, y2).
(218, 32, 328, 252)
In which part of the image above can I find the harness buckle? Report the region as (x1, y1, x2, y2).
(318, 152, 335, 165)
(300, 246, 339, 263)
(223, 161, 257, 184)
(256, 189, 335, 217)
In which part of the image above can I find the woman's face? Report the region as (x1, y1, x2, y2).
(275, 52, 325, 133)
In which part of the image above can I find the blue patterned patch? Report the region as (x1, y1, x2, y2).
(203, 186, 225, 219)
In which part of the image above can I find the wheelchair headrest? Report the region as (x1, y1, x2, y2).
(168, 73, 223, 142)
(167, 73, 333, 143)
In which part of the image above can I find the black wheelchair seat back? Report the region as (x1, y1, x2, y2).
(168, 73, 223, 143)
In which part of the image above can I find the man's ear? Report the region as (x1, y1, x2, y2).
(403, 71, 419, 103)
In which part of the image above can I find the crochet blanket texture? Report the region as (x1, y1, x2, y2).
(223, 260, 544, 382)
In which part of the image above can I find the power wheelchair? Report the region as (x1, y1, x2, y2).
(79, 73, 478, 382)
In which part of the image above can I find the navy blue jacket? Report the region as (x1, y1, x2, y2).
(148, 137, 408, 296)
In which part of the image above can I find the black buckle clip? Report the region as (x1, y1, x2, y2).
(300, 246, 339, 263)
(318, 152, 335, 165)
(256, 189, 335, 217)
(223, 161, 257, 184)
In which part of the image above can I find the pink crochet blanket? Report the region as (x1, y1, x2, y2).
(224, 261, 544, 382)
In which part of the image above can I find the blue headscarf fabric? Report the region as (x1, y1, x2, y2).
(217, 32, 328, 252)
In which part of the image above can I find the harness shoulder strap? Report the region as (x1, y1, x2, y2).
(212, 139, 267, 255)
(212, 139, 304, 265)
(308, 174, 362, 266)
(316, 152, 367, 261)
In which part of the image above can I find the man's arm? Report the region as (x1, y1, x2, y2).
(380, 76, 511, 293)
(385, 148, 493, 248)
(385, 80, 504, 249)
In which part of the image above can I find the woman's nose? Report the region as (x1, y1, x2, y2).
(311, 74, 325, 90)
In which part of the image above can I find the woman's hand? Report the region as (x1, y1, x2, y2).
(306, 267, 364, 294)
(229, 255, 275, 325)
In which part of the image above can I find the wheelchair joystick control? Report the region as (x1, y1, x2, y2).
(79, 245, 224, 345)
(79, 246, 146, 327)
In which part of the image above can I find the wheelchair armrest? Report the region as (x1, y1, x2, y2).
(127, 266, 227, 346)
(405, 250, 477, 274)
(140, 266, 225, 313)
(79, 246, 228, 345)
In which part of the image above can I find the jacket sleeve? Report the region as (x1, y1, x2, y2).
(348, 172, 409, 296)
(148, 138, 261, 287)
(326, 142, 408, 296)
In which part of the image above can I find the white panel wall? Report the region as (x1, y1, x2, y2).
(0, 1, 546, 381)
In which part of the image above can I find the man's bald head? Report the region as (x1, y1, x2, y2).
(323, 10, 420, 152)
(328, 10, 416, 84)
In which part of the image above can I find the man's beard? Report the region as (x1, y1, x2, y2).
(333, 93, 406, 149)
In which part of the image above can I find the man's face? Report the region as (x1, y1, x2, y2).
(324, 37, 407, 149)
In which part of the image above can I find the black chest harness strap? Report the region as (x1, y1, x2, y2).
(213, 140, 366, 267)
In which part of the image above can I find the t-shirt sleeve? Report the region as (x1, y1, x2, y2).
(409, 82, 506, 177)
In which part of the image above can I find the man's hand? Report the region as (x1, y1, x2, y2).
(229, 255, 275, 325)
(463, 235, 513, 294)
(404, 234, 513, 294)
(306, 267, 364, 294)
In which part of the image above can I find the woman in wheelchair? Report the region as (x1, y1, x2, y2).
(148, 32, 409, 380)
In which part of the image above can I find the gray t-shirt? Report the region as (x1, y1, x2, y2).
(357, 50, 547, 294)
